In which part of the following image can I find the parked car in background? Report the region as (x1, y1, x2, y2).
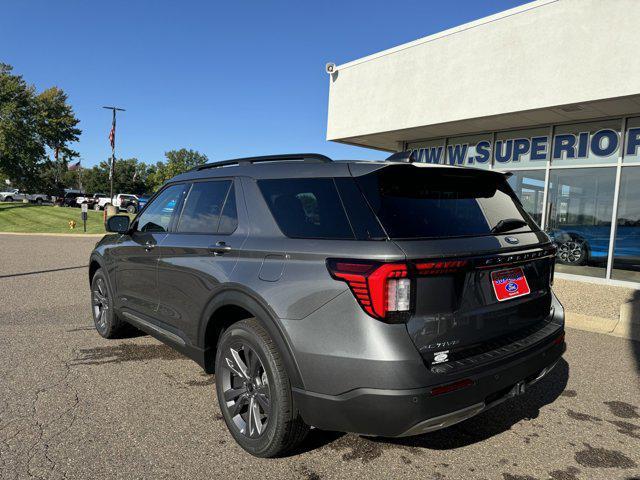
(0, 189, 27, 202)
(136, 196, 150, 211)
(0, 189, 49, 204)
(548, 224, 640, 269)
(56, 189, 85, 207)
(115, 194, 143, 214)
(27, 193, 49, 204)
(76, 193, 108, 209)
(95, 193, 146, 214)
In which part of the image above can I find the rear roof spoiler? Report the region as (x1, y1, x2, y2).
(386, 151, 416, 163)
(387, 151, 515, 178)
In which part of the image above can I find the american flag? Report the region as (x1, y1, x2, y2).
(109, 117, 116, 150)
(68, 160, 81, 171)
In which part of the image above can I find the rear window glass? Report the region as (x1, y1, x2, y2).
(218, 184, 238, 234)
(177, 180, 232, 234)
(258, 178, 354, 239)
(355, 165, 535, 239)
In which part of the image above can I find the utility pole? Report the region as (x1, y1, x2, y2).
(102, 106, 126, 200)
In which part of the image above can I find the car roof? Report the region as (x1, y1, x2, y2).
(168, 153, 493, 184)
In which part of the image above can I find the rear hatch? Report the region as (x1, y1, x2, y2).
(351, 163, 557, 368)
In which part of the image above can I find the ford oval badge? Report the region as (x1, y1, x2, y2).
(505, 236, 519, 245)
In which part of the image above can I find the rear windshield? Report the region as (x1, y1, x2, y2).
(355, 165, 536, 239)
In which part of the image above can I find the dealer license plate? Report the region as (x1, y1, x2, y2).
(491, 267, 530, 302)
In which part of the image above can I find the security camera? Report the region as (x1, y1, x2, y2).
(325, 62, 336, 74)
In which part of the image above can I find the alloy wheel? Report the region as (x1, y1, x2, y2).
(557, 241, 584, 264)
(221, 342, 271, 438)
(92, 277, 109, 330)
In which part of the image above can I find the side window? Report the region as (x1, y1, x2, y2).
(258, 178, 354, 239)
(137, 184, 185, 233)
(176, 180, 232, 234)
(218, 184, 238, 234)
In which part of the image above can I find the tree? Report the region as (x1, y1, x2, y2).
(36, 87, 81, 160)
(79, 158, 151, 196)
(37, 162, 78, 196)
(147, 148, 207, 192)
(0, 63, 80, 190)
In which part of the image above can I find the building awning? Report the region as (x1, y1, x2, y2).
(326, 0, 640, 152)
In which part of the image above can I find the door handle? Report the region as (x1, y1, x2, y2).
(145, 241, 156, 252)
(209, 241, 232, 255)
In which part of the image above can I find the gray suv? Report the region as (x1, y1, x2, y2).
(89, 153, 565, 457)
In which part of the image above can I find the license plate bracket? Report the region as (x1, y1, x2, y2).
(491, 267, 530, 302)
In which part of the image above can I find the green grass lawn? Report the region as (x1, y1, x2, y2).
(0, 202, 114, 234)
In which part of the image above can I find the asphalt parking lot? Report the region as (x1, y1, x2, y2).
(1, 234, 639, 480)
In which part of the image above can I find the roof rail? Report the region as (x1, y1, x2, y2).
(386, 151, 416, 163)
(196, 153, 332, 171)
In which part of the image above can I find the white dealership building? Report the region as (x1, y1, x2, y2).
(326, 0, 640, 286)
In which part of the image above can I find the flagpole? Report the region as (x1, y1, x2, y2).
(102, 106, 126, 200)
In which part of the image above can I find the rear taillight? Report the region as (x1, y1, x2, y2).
(327, 258, 469, 322)
(326, 260, 409, 322)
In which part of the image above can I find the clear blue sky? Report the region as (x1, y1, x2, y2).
(1, 0, 528, 167)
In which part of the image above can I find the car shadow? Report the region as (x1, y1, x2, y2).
(72, 341, 184, 366)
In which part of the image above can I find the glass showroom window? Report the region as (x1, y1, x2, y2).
(624, 117, 640, 164)
(507, 170, 546, 226)
(546, 168, 616, 278)
(612, 167, 640, 282)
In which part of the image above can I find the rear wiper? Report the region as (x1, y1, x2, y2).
(491, 218, 528, 234)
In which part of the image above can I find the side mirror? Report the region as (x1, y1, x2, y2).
(106, 215, 131, 234)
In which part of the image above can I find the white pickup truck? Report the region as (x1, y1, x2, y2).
(0, 189, 49, 204)
(95, 193, 145, 214)
(76, 193, 108, 209)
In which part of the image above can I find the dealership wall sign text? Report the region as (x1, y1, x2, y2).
(410, 127, 640, 165)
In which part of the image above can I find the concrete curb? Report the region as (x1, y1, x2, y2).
(614, 301, 640, 341)
(565, 308, 640, 342)
(0, 231, 105, 238)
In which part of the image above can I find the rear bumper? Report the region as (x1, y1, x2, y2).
(293, 333, 565, 437)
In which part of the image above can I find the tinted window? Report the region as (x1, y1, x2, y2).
(137, 184, 185, 233)
(218, 184, 238, 234)
(334, 177, 386, 240)
(258, 178, 354, 239)
(355, 165, 535, 239)
(177, 180, 231, 234)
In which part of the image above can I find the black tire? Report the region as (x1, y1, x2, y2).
(36, 198, 43, 205)
(126, 204, 137, 214)
(5, 197, 12, 202)
(90, 268, 125, 339)
(215, 318, 309, 457)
